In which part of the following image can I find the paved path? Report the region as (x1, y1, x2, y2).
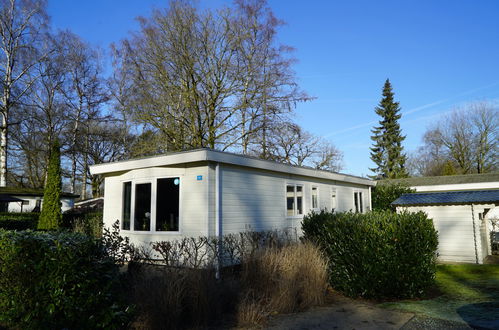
(264, 294, 475, 330)
(265, 294, 413, 330)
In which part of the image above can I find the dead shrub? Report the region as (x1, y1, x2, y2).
(239, 242, 328, 318)
(130, 266, 234, 330)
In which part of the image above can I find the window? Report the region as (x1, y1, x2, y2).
(331, 188, 337, 211)
(286, 184, 303, 216)
(354, 191, 363, 213)
(156, 178, 180, 231)
(21, 200, 29, 205)
(122, 182, 131, 230)
(121, 177, 180, 232)
(311, 187, 318, 209)
(134, 183, 151, 231)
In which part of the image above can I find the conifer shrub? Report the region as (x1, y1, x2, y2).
(0, 230, 131, 329)
(38, 139, 62, 230)
(302, 210, 438, 299)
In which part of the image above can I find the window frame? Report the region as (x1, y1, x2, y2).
(331, 187, 337, 211)
(286, 183, 304, 218)
(120, 176, 182, 234)
(311, 186, 319, 211)
(353, 191, 364, 213)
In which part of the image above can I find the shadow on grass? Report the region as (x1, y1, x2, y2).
(381, 265, 499, 329)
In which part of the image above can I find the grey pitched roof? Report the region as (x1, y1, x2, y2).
(378, 173, 499, 187)
(392, 189, 499, 206)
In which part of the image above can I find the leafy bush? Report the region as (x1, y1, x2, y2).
(302, 210, 438, 299)
(372, 183, 415, 211)
(0, 230, 131, 329)
(0, 212, 38, 230)
(63, 211, 103, 237)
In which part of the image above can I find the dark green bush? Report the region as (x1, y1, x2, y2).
(302, 210, 438, 299)
(0, 230, 131, 329)
(0, 212, 38, 230)
(63, 211, 103, 237)
(372, 183, 415, 211)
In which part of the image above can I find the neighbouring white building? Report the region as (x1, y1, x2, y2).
(0, 187, 78, 213)
(89, 148, 375, 246)
(385, 173, 499, 264)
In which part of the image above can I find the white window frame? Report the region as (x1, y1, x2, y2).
(353, 191, 363, 213)
(311, 186, 319, 211)
(331, 187, 337, 211)
(286, 183, 304, 218)
(121, 176, 182, 234)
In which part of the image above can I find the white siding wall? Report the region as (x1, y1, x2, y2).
(102, 165, 210, 247)
(102, 163, 373, 247)
(220, 164, 370, 236)
(398, 204, 495, 264)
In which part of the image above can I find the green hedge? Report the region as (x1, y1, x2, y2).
(302, 210, 438, 299)
(0, 212, 38, 230)
(63, 211, 103, 238)
(0, 230, 131, 329)
(372, 183, 415, 211)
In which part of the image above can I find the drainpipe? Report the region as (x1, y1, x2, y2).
(215, 163, 221, 238)
(471, 204, 479, 264)
(368, 186, 372, 212)
(215, 163, 222, 278)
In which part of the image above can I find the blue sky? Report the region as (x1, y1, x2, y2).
(48, 0, 499, 176)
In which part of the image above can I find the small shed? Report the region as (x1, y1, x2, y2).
(393, 189, 499, 264)
(90, 148, 375, 246)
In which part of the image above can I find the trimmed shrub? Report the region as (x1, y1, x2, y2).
(372, 183, 415, 211)
(302, 210, 438, 299)
(0, 212, 38, 230)
(0, 230, 131, 329)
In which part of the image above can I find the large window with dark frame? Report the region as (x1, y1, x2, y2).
(122, 181, 132, 230)
(134, 183, 151, 231)
(121, 177, 180, 232)
(156, 178, 180, 231)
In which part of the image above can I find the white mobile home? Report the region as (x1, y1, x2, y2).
(386, 174, 499, 264)
(0, 187, 78, 213)
(90, 149, 375, 246)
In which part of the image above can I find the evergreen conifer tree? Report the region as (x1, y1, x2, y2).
(370, 79, 408, 179)
(38, 139, 62, 230)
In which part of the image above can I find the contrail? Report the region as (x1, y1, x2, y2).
(322, 81, 499, 138)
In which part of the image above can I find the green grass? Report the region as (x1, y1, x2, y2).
(380, 264, 499, 328)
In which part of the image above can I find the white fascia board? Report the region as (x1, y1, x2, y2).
(413, 182, 499, 192)
(89, 149, 375, 187)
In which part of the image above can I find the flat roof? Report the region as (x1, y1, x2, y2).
(392, 189, 499, 206)
(89, 148, 375, 186)
(378, 173, 499, 187)
(0, 187, 79, 198)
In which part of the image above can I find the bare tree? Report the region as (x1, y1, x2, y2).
(0, 0, 48, 186)
(113, 0, 310, 154)
(410, 102, 498, 176)
(254, 121, 343, 171)
(61, 31, 108, 194)
(9, 32, 68, 188)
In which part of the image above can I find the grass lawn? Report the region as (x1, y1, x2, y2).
(380, 264, 499, 328)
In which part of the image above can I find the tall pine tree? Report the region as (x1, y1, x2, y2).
(370, 79, 408, 179)
(38, 139, 62, 230)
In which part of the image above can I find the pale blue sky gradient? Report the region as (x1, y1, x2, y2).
(48, 0, 499, 176)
